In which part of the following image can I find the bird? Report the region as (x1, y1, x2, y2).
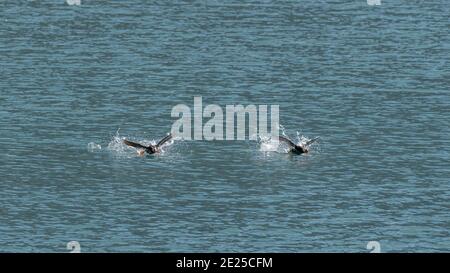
(278, 135, 319, 154)
(123, 133, 172, 156)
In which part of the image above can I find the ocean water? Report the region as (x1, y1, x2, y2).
(0, 0, 449, 252)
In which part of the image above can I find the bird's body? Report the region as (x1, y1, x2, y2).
(278, 135, 319, 154)
(123, 133, 172, 155)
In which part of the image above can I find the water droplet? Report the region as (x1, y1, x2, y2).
(87, 142, 101, 152)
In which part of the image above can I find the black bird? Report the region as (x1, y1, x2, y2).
(123, 133, 172, 155)
(278, 136, 319, 154)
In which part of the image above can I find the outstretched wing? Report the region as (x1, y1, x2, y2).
(305, 136, 320, 146)
(156, 133, 172, 148)
(123, 139, 148, 150)
(278, 136, 297, 148)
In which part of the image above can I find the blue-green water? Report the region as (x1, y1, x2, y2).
(0, 0, 449, 252)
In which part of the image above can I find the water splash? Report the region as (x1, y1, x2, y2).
(107, 133, 128, 155)
(107, 130, 175, 157)
(257, 124, 287, 153)
(295, 132, 320, 152)
(87, 142, 101, 152)
(296, 132, 310, 146)
(258, 124, 321, 154)
(66, 0, 81, 6)
(258, 136, 280, 152)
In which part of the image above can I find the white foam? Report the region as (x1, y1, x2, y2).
(107, 134, 127, 154)
(258, 135, 287, 153)
(66, 0, 81, 6)
(259, 138, 279, 152)
(258, 126, 321, 154)
(87, 142, 101, 152)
